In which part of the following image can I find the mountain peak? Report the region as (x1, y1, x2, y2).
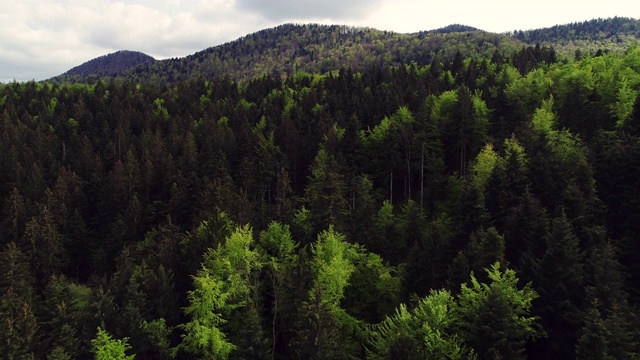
(63, 50, 155, 77)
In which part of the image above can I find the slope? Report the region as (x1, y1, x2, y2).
(511, 16, 640, 55)
(63, 50, 156, 77)
(51, 24, 523, 85)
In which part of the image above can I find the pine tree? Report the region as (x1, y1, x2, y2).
(0, 242, 38, 359)
(304, 148, 349, 232)
(575, 299, 611, 360)
(532, 211, 586, 359)
(456, 263, 541, 359)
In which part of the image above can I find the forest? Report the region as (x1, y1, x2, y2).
(2, 32, 640, 359)
(50, 18, 640, 87)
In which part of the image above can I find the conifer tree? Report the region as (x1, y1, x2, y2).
(456, 263, 540, 359)
(532, 211, 586, 359)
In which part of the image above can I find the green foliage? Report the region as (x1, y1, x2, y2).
(259, 222, 299, 356)
(612, 79, 637, 128)
(0, 288, 38, 359)
(48, 346, 74, 360)
(292, 206, 314, 243)
(391, 105, 415, 127)
(292, 226, 361, 359)
(429, 90, 459, 123)
(531, 96, 556, 132)
(311, 226, 355, 306)
(260, 221, 297, 262)
(153, 98, 170, 120)
(457, 263, 541, 359)
(471, 143, 499, 190)
(364, 116, 393, 143)
(575, 300, 611, 360)
(532, 212, 586, 358)
(471, 91, 490, 131)
(304, 148, 349, 231)
(369, 290, 472, 360)
(91, 327, 135, 360)
(47, 97, 59, 116)
(180, 225, 261, 359)
(180, 272, 235, 358)
(376, 200, 395, 227)
(41, 274, 94, 359)
(342, 246, 403, 323)
(449, 227, 506, 287)
(503, 135, 528, 168)
(140, 319, 172, 359)
(505, 68, 552, 112)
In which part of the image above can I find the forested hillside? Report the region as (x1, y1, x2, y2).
(3, 39, 640, 359)
(512, 16, 640, 54)
(63, 50, 156, 77)
(52, 23, 524, 85)
(51, 18, 639, 86)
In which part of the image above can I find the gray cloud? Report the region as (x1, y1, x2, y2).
(234, 0, 384, 22)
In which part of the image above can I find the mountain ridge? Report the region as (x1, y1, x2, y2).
(51, 17, 640, 85)
(51, 24, 522, 84)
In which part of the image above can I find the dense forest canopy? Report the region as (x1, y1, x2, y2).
(2, 18, 640, 360)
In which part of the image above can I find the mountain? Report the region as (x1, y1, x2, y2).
(62, 50, 156, 77)
(511, 17, 640, 54)
(50, 18, 640, 85)
(51, 24, 523, 84)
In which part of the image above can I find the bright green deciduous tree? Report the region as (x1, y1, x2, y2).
(180, 225, 261, 359)
(611, 79, 637, 128)
(531, 96, 556, 133)
(294, 226, 359, 359)
(259, 221, 299, 357)
(311, 226, 355, 308)
(91, 327, 135, 360)
(471, 143, 499, 191)
(368, 289, 473, 360)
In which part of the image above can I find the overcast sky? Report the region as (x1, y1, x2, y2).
(1, 0, 638, 82)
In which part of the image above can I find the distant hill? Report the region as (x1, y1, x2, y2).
(122, 24, 522, 84)
(427, 24, 480, 34)
(51, 24, 522, 85)
(510, 17, 640, 54)
(62, 50, 156, 77)
(50, 18, 640, 85)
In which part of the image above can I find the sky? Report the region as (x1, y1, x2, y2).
(1, 0, 638, 82)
